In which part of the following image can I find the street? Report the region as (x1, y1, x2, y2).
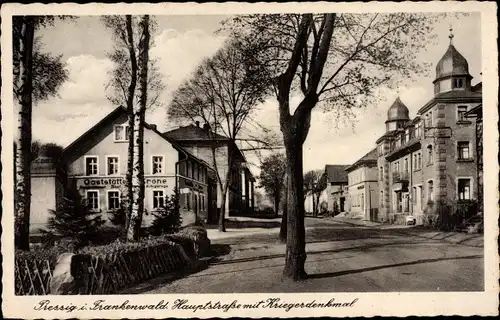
(128, 218, 484, 293)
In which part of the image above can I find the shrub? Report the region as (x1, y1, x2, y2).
(39, 190, 105, 248)
(149, 189, 181, 236)
(320, 200, 328, 215)
(168, 226, 211, 258)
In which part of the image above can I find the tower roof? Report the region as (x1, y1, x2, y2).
(386, 97, 410, 122)
(435, 44, 470, 81)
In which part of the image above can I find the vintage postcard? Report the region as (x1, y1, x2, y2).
(1, 1, 498, 318)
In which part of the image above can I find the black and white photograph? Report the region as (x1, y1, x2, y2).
(1, 2, 498, 318)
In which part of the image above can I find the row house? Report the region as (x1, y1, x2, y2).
(164, 123, 255, 221)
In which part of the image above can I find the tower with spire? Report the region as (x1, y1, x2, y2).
(433, 26, 473, 95)
(372, 28, 482, 226)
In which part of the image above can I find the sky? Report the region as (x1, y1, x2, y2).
(31, 13, 482, 179)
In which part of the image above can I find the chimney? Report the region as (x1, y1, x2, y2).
(195, 121, 200, 127)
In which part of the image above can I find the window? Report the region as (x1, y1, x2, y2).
(426, 112, 433, 127)
(201, 195, 205, 211)
(427, 180, 434, 202)
(404, 129, 410, 143)
(187, 161, 192, 178)
(153, 190, 165, 209)
(193, 163, 198, 180)
(395, 138, 401, 148)
(380, 191, 384, 208)
(418, 185, 423, 207)
(186, 192, 191, 210)
(404, 158, 408, 174)
(458, 142, 470, 160)
(415, 122, 422, 138)
(361, 193, 364, 210)
(86, 190, 99, 211)
(152, 156, 164, 175)
(413, 154, 418, 170)
(107, 190, 120, 210)
(107, 156, 119, 175)
(453, 78, 464, 89)
(85, 156, 99, 176)
(457, 106, 468, 122)
(114, 124, 130, 141)
(412, 187, 417, 205)
(378, 144, 383, 156)
(458, 178, 471, 200)
(417, 153, 422, 169)
(379, 166, 383, 180)
(427, 145, 433, 164)
(393, 162, 400, 173)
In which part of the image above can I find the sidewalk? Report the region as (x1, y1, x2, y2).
(328, 216, 483, 248)
(207, 227, 280, 240)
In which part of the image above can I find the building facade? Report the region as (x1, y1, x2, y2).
(375, 36, 481, 225)
(30, 107, 215, 234)
(164, 123, 255, 219)
(345, 149, 379, 220)
(324, 165, 349, 214)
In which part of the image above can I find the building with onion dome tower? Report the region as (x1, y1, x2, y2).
(368, 28, 482, 226)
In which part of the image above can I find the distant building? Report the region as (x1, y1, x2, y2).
(324, 165, 349, 214)
(345, 148, 378, 220)
(30, 107, 214, 235)
(164, 123, 255, 219)
(375, 34, 481, 225)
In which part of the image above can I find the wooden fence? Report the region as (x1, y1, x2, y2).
(15, 241, 194, 295)
(15, 257, 55, 295)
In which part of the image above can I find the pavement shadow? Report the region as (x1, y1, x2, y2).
(205, 220, 281, 229)
(209, 244, 232, 263)
(210, 240, 432, 266)
(307, 254, 483, 280)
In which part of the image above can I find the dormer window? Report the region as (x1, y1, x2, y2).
(114, 124, 130, 141)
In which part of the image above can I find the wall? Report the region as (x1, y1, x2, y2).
(31, 175, 56, 234)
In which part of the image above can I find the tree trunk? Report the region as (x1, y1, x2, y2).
(313, 192, 320, 217)
(124, 15, 138, 237)
(14, 17, 35, 250)
(282, 137, 307, 280)
(218, 183, 228, 232)
(274, 192, 280, 218)
(279, 175, 288, 243)
(127, 15, 149, 241)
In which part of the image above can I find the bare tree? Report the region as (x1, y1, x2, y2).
(168, 38, 274, 232)
(102, 15, 163, 240)
(222, 13, 444, 280)
(13, 16, 70, 250)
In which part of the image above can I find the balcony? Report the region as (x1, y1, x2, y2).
(392, 171, 409, 182)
